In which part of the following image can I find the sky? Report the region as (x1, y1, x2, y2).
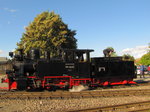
(0, 0, 150, 58)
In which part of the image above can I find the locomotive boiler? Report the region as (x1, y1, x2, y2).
(3, 48, 136, 90)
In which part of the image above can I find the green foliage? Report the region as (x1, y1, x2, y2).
(106, 47, 117, 57)
(17, 11, 77, 56)
(122, 54, 135, 61)
(140, 52, 150, 65)
(106, 47, 114, 51)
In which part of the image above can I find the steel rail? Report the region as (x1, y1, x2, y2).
(68, 101, 150, 112)
(129, 108, 150, 112)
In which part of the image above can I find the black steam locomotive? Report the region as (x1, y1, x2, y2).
(3, 48, 136, 90)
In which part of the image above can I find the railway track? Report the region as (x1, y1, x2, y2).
(68, 101, 150, 112)
(1, 89, 150, 99)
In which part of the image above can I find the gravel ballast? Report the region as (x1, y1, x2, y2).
(1, 96, 150, 112)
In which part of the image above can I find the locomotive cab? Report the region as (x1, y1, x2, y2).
(63, 49, 94, 78)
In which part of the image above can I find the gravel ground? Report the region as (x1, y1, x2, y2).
(1, 96, 150, 112)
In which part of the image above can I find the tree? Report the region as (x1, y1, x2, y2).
(122, 54, 135, 61)
(17, 11, 77, 56)
(140, 52, 150, 65)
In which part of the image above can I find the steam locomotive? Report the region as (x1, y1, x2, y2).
(3, 48, 136, 90)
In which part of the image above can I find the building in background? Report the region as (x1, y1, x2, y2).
(0, 57, 8, 74)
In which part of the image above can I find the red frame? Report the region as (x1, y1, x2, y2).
(92, 77, 136, 86)
(0, 75, 136, 90)
(42, 76, 72, 88)
(71, 78, 91, 86)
